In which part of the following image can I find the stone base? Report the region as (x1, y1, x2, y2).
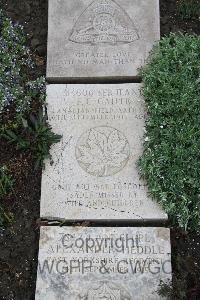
(35, 226, 171, 300)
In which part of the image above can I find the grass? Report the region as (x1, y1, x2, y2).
(0, 166, 14, 227)
(177, 0, 200, 20)
(139, 33, 200, 232)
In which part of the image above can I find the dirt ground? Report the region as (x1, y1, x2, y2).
(0, 0, 199, 299)
(0, 1, 47, 299)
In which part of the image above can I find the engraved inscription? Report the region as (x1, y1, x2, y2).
(36, 227, 171, 299)
(69, 0, 139, 45)
(76, 126, 130, 177)
(78, 281, 131, 300)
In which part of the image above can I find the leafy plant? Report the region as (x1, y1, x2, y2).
(0, 9, 45, 131)
(157, 280, 173, 299)
(0, 165, 14, 227)
(139, 33, 200, 232)
(3, 110, 62, 168)
(177, 0, 200, 20)
(158, 278, 188, 300)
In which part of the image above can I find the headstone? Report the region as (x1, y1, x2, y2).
(47, 0, 160, 82)
(35, 226, 171, 300)
(40, 84, 167, 221)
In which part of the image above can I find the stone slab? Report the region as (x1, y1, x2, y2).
(47, 0, 160, 82)
(35, 226, 171, 300)
(40, 84, 167, 221)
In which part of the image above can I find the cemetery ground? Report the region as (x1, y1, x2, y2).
(0, 0, 200, 299)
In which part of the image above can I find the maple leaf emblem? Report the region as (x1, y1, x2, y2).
(76, 127, 130, 177)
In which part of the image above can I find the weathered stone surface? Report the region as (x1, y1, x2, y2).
(47, 0, 160, 82)
(40, 83, 167, 221)
(35, 226, 171, 300)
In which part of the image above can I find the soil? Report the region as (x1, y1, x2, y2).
(171, 228, 200, 299)
(160, 0, 200, 35)
(0, 0, 199, 300)
(0, 141, 41, 300)
(0, 1, 47, 299)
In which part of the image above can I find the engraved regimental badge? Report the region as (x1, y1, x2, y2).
(78, 281, 131, 300)
(69, 0, 139, 45)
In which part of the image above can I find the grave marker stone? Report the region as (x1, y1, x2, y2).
(35, 226, 171, 300)
(47, 0, 160, 82)
(40, 84, 167, 221)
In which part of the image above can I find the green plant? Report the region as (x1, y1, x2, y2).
(158, 278, 188, 300)
(0, 165, 14, 227)
(139, 33, 200, 232)
(3, 110, 62, 168)
(0, 9, 45, 131)
(157, 280, 173, 299)
(177, 0, 200, 20)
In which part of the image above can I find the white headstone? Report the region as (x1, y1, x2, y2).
(47, 0, 160, 81)
(40, 84, 167, 221)
(35, 226, 171, 300)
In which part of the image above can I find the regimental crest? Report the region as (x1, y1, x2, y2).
(78, 281, 131, 300)
(69, 0, 139, 45)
